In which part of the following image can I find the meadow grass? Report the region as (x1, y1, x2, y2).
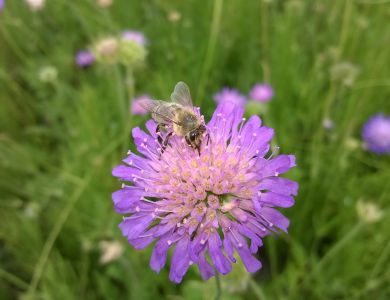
(1, 0, 389, 299)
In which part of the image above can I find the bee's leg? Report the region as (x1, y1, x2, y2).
(196, 143, 201, 156)
(185, 136, 192, 148)
(156, 124, 164, 146)
(161, 132, 173, 153)
(206, 132, 211, 145)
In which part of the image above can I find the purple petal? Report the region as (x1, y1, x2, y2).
(169, 236, 191, 283)
(235, 245, 262, 273)
(258, 192, 295, 208)
(208, 232, 232, 275)
(261, 207, 290, 232)
(197, 251, 215, 280)
(111, 186, 145, 213)
(258, 177, 299, 196)
(119, 214, 154, 240)
(150, 237, 171, 273)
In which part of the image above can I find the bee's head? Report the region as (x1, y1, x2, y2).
(187, 125, 207, 154)
(189, 125, 206, 141)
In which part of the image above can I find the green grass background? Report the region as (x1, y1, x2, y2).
(1, 0, 390, 299)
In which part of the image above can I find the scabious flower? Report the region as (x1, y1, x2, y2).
(322, 118, 334, 130)
(330, 62, 360, 87)
(122, 30, 147, 46)
(167, 10, 182, 22)
(75, 50, 95, 68)
(362, 114, 390, 154)
(249, 83, 274, 103)
(0, 0, 4, 12)
(118, 30, 147, 67)
(92, 37, 120, 65)
(213, 88, 246, 107)
(112, 101, 298, 283)
(38, 65, 58, 83)
(97, 0, 113, 8)
(99, 240, 124, 264)
(25, 0, 44, 11)
(131, 94, 152, 115)
(356, 200, 383, 224)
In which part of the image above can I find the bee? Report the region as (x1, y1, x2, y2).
(138, 82, 208, 154)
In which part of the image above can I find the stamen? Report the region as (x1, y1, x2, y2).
(250, 220, 267, 232)
(138, 233, 153, 238)
(131, 174, 155, 182)
(261, 215, 274, 228)
(140, 197, 155, 204)
(267, 146, 280, 160)
(155, 208, 175, 213)
(238, 118, 246, 133)
(227, 226, 243, 248)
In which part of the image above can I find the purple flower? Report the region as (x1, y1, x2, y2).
(112, 101, 298, 283)
(322, 118, 334, 130)
(121, 30, 147, 45)
(131, 95, 152, 115)
(75, 50, 95, 68)
(0, 0, 4, 11)
(362, 114, 390, 154)
(213, 88, 246, 107)
(249, 83, 274, 103)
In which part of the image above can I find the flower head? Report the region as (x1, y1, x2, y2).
(249, 83, 274, 103)
(167, 10, 182, 22)
(97, 0, 113, 8)
(131, 94, 152, 115)
(322, 118, 334, 130)
(92, 37, 120, 64)
(99, 240, 124, 264)
(356, 200, 383, 224)
(38, 65, 58, 83)
(362, 114, 390, 154)
(75, 50, 95, 68)
(118, 31, 147, 67)
(25, 0, 44, 11)
(0, 0, 4, 12)
(213, 88, 246, 107)
(121, 30, 147, 46)
(330, 62, 360, 87)
(112, 101, 298, 283)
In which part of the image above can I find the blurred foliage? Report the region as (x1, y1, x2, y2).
(1, 0, 390, 299)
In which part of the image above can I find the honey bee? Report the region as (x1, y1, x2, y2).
(138, 82, 208, 154)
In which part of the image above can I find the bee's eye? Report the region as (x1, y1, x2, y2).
(190, 132, 197, 142)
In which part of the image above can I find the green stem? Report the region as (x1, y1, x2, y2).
(25, 174, 92, 298)
(338, 0, 353, 57)
(214, 271, 222, 300)
(304, 222, 363, 285)
(260, 0, 270, 82)
(197, 0, 223, 106)
(0, 268, 29, 290)
(115, 66, 127, 127)
(249, 278, 268, 300)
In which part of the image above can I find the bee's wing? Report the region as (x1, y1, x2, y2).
(170, 81, 193, 108)
(137, 98, 180, 125)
